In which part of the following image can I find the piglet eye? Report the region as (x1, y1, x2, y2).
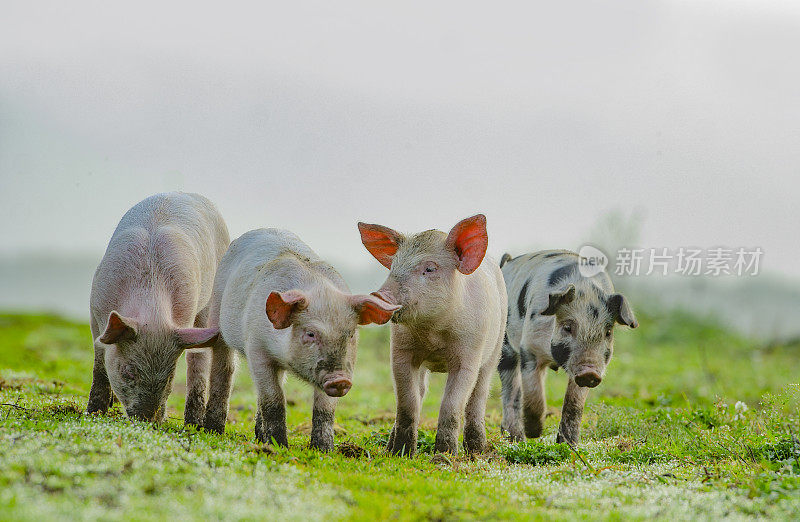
(306, 331, 315, 339)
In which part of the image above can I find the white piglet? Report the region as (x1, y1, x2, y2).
(88, 192, 230, 423)
(204, 229, 399, 451)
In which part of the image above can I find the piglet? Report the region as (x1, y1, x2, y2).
(203, 228, 399, 451)
(88, 192, 230, 423)
(358, 215, 507, 456)
(498, 250, 638, 445)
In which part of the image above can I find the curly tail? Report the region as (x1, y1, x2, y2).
(499, 253, 512, 268)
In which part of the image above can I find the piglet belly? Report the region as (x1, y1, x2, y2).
(422, 357, 448, 373)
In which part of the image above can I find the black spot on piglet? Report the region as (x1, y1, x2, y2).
(519, 349, 537, 370)
(548, 263, 577, 286)
(551, 341, 571, 367)
(517, 280, 528, 317)
(498, 340, 519, 372)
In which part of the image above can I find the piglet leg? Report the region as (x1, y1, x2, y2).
(556, 378, 589, 445)
(435, 365, 479, 455)
(388, 350, 422, 457)
(184, 350, 211, 426)
(310, 389, 337, 452)
(521, 361, 548, 438)
(498, 342, 524, 442)
(87, 345, 114, 413)
(203, 341, 236, 433)
(251, 352, 288, 446)
(464, 362, 494, 454)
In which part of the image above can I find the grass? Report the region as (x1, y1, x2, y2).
(0, 310, 798, 520)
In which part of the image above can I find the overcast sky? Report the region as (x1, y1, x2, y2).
(1, 1, 799, 279)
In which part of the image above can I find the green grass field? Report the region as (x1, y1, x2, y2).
(0, 311, 798, 520)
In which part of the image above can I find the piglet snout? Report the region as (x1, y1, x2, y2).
(370, 290, 396, 306)
(574, 370, 602, 388)
(323, 377, 352, 397)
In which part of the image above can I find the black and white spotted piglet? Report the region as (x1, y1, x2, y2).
(497, 250, 638, 445)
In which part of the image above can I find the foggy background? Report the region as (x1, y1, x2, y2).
(2, 1, 799, 340)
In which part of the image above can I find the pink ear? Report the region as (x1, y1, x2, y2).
(349, 294, 402, 325)
(446, 214, 488, 275)
(266, 290, 308, 329)
(175, 327, 220, 349)
(175, 328, 219, 349)
(98, 311, 138, 344)
(357, 222, 402, 269)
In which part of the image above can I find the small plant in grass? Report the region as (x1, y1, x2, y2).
(689, 407, 723, 429)
(416, 430, 437, 454)
(365, 428, 438, 454)
(611, 446, 672, 464)
(756, 436, 800, 468)
(501, 440, 572, 466)
(365, 427, 391, 448)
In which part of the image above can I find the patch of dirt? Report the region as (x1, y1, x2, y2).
(481, 450, 508, 465)
(338, 441, 368, 459)
(349, 412, 394, 425)
(294, 422, 347, 435)
(0, 376, 62, 391)
(545, 406, 560, 418)
(294, 422, 312, 435)
(0, 378, 23, 391)
(44, 402, 83, 415)
(431, 453, 452, 467)
(245, 442, 276, 454)
(616, 437, 636, 452)
(419, 419, 439, 430)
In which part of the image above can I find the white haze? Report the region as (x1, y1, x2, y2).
(1, 1, 799, 336)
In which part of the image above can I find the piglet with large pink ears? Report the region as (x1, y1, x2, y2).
(358, 214, 508, 456)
